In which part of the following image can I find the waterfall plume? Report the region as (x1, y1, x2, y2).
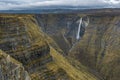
(76, 18, 82, 40)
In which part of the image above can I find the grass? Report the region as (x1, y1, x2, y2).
(50, 46, 99, 80)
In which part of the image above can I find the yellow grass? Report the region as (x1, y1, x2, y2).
(50, 47, 98, 80)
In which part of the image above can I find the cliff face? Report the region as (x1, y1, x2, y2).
(0, 15, 99, 80)
(36, 14, 89, 54)
(36, 14, 120, 80)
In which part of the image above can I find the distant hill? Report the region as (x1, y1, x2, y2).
(0, 7, 120, 14)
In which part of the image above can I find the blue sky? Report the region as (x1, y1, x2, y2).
(0, 0, 120, 10)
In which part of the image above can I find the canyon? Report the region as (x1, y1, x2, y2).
(0, 10, 120, 80)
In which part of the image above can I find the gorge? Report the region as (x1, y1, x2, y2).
(0, 9, 120, 80)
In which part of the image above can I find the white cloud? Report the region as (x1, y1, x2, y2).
(0, 0, 120, 10)
(104, 0, 120, 4)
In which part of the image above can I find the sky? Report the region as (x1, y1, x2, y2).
(0, 0, 120, 10)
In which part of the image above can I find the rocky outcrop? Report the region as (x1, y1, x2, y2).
(0, 50, 31, 80)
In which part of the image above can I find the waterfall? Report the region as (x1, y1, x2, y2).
(76, 18, 82, 40)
